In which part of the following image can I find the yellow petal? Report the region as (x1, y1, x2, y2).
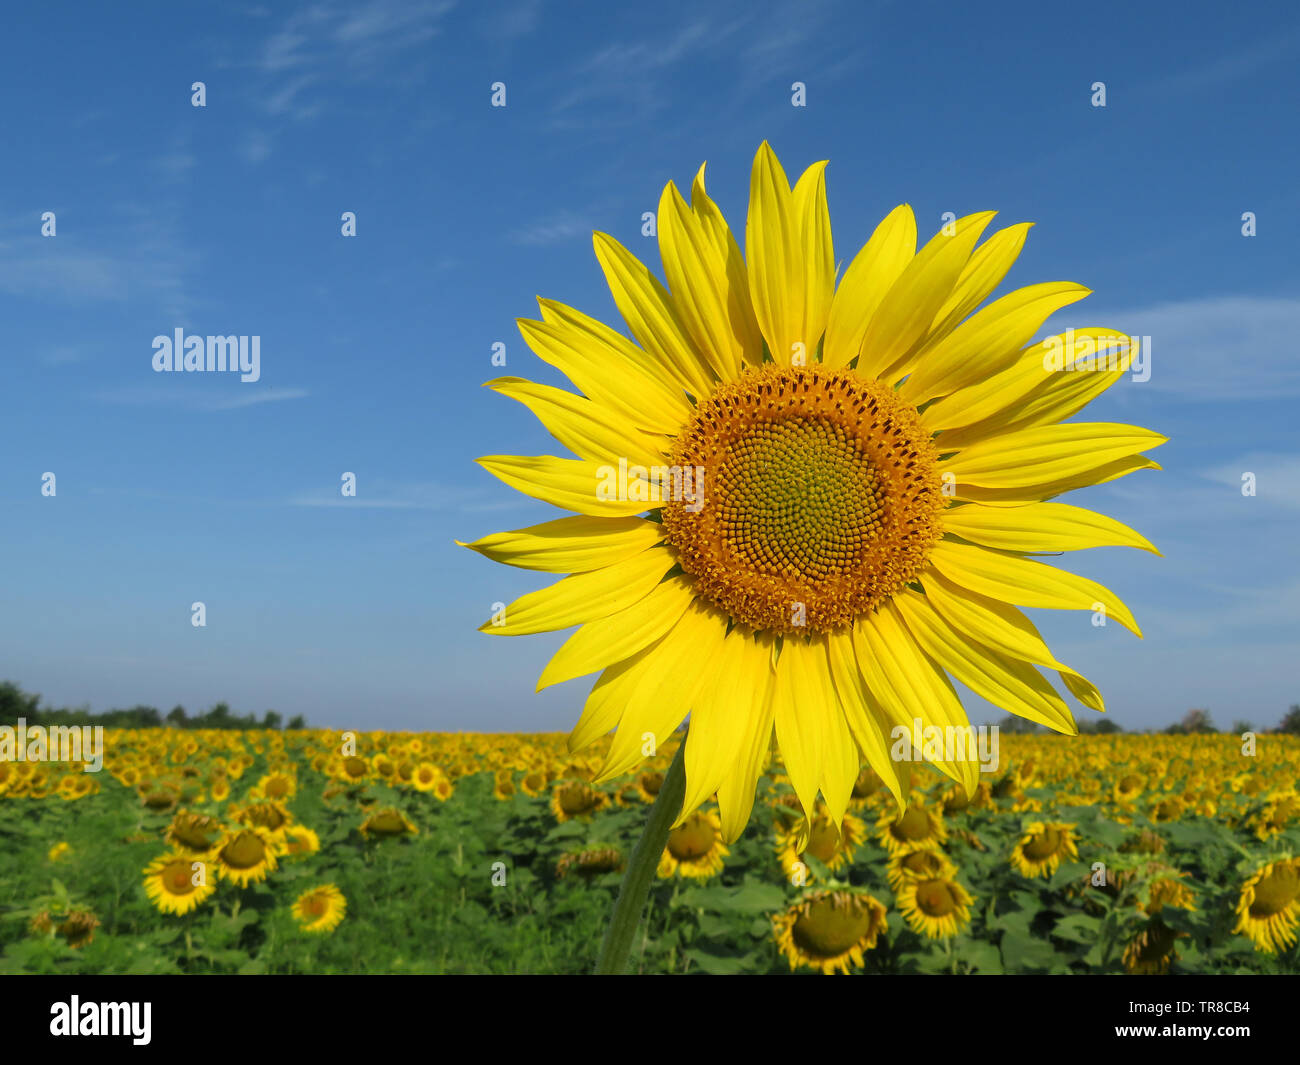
(487, 377, 669, 467)
(856, 211, 996, 381)
(457, 515, 664, 572)
(746, 142, 807, 366)
(921, 570, 1106, 714)
(657, 180, 744, 380)
(537, 575, 696, 690)
(822, 204, 916, 368)
(594, 599, 729, 781)
(925, 222, 1033, 342)
(948, 455, 1162, 506)
(592, 232, 715, 399)
(770, 637, 829, 826)
(922, 328, 1132, 435)
(854, 602, 979, 794)
(929, 539, 1143, 638)
(689, 164, 764, 368)
(892, 588, 1077, 735)
(792, 159, 834, 357)
(476, 454, 656, 517)
(941, 422, 1167, 490)
(826, 629, 906, 814)
(480, 546, 674, 635)
(941, 501, 1159, 555)
(899, 282, 1090, 403)
(715, 632, 778, 842)
(678, 630, 766, 825)
(520, 305, 692, 434)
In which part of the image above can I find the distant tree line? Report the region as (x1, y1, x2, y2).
(0, 680, 306, 730)
(995, 704, 1300, 736)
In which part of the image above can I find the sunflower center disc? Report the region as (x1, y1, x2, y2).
(662, 365, 943, 634)
(792, 895, 873, 957)
(1251, 867, 1299, 917)
(1023, 829, 1062, 860)
(916, 879, 957, 917)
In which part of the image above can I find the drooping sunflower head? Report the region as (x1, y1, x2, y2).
(549, 780, 608, 823)
(658, 810, 729, 880)
(772, 888, 889, 975)
(886, 847, 958, 893)
(877, 801, 948, 857)
(358, 808, 419, 841)
(1122, 920, 1181, 975)
(1010, 821, 1078, 879)
(166, 811, 225, 855)
(214, 828, 280, 887)
(1234, 857, 1300, 954)
(776, 804, 865, 879)
(896, 875, 974, 940)
(556, 845, 625, 880)
(466, 142, 1163, 844)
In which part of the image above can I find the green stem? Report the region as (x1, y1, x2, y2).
(594, 738, 686, 975)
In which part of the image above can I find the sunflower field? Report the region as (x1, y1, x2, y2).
(2, 728, 1298, 975)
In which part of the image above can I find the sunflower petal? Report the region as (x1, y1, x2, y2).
(826, 629, 907, 814)
(480, 546, 675, 635)
(592, 232, 715, 398)
(940, 422, 1167, 490)
(792, 159, 834, 356)
(715, 633, 778, 843)
(822, 204, 916, 368)
(487, 377, 669, 467)
(892, 588, 1077, 735)
(925, 221, 1033, 341)
(457, 515, 664, 573)
(929, 539, 1143, 637)
(856, 211, 996, 381)
(941, 501, 1159, 555)
(476, 454, 656, 517)
(689, 164, 765, 367)
(746, 142, 807, 366)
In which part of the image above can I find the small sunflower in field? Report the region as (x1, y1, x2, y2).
(634, 770, 664, 804)
(850, 766, 884, 804)
(1010, 821, 1078, 880)
(358, 807, 419, 840)
(1148, 796, 1185, 823)
(213, 827, 280, 887)
(556, 845, 625, 879)
(1250, 791, 1300, 840)
(1233, 857, 1300, 954)
(550, 780, 609, 823)
(47, 841, 71, 863)
(658, 810, 728, 879)
(252, 770, 297, 802)
(896, 874, 974, 939)
(1119, 828, 1165, 855)
(519, 768, 548, 798)
(410, 761, 446, 793)
(144, 853, 216, 914)
(772, 888, 889, 975)
(166, 811, 224, 856)
(237, 800, 294, 838)
(492, 772, 517, 801)
(432, 777, 454, 801)
(777, 805, 865, 880)
(292, 884, 347, 934)
(876, 801, 947, 857)
(886, 848, 958, 893)
(941, 780, 991, 815)
(335, 755, 371, 784)
(1140, 874, 1196, 917)
(282, 825, 321, 857)
(210, 777, 231, 802)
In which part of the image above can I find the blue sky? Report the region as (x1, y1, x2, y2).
(3, 0, 1298, 733)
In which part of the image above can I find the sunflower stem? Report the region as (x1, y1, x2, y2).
(594, 737, 686, 975)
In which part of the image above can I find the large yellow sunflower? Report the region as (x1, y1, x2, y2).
(292, 884, 347, 934)
(772, 888, 889, 974)
(465, 142, 1162, 843)
(143, 852, 217, 915)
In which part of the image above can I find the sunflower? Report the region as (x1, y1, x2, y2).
(166, 811, 224, 856)
(48, 841, 71, 862)
(886, 848, 958, 893)
(896, 875, 974, 939)
(282, 825, 321, 857)
(1113, 772, 1145, 804)
(876, 801, 947, 857)
(777, 804, 865, 879)
(56, 910, 100, 949)
(519, 768, 548, 798)
(411, 762, 446, 793)
(549, 781, 609, 823)
(252, 770, 297, 802)
(657, 810, 729, 879)
(143, 853, 217, 914)
(213, 828, 280, 887)
(463, 141, 1161, 843)
(1233, 857, 1300, 953)
(634, 770, 664, 804)
(556, 845, 626, 879)
(358, 808, 419, 840)
(492, 772, 517, 801)
(1122, 920, 1181, 975)
(1140, 875, 1196, 916)
(292, 884, 347, 934)
(772, 888, 889, 974)
(1010, 821, 1078, 879)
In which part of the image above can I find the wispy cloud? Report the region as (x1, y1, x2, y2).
(1079, 295, 1300, 399)
(1201, 451, 1300, 509)
(94, 385, 309, 411)
(1141, 27, 1300, 98)
(509, 209, 593, 246)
